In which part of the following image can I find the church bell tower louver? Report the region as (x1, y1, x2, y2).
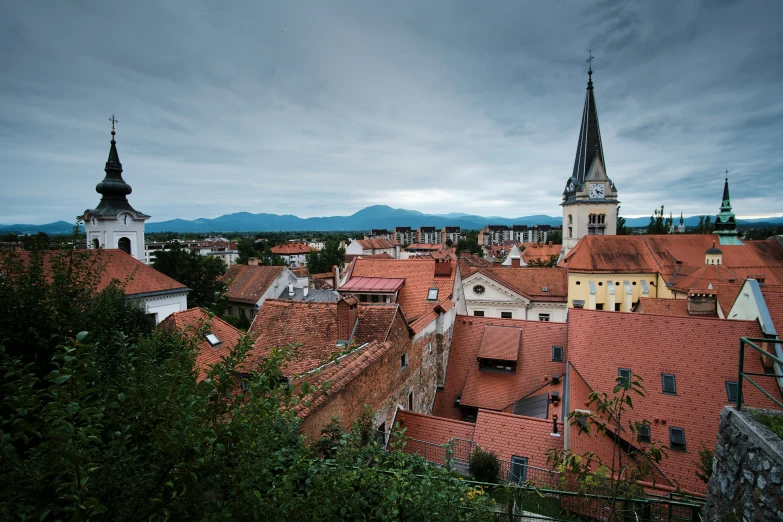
(561, 54, 619, 255)
(80, 116, 150, 262)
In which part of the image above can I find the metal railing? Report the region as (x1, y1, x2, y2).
(499, 459, 561, 490)
(737, 337, 783, 410)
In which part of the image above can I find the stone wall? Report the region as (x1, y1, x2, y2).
(704, 406, 783, 521)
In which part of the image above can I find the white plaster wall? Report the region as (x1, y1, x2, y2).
(133, 292, 188, 324)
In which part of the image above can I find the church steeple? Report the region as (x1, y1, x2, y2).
(714, 171, 741, 244)
(571, 58, 606, 186)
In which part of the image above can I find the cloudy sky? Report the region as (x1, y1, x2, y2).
(2, 0, 782, 224)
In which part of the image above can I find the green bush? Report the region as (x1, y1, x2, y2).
(469, 449, 501, 483)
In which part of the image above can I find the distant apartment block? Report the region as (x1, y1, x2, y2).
(440, 226, 462, 245)
(478, 224, 556, 246)
(145, 238, 239, 266)
(417, 226, 439, 244)
(368, 229, 393, 239)
(394, 226, 414, 246)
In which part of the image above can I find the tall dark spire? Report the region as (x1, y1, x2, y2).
(715, 170, 739, 242)
(570, 53, 605, 185)
(90, 117, 148, 218)
(721, 170, 731, 209)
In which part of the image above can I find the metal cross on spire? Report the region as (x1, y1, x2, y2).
(109, 114, 118, 134)
(586, 50, 594, 71)
(725, 169, 729, 181)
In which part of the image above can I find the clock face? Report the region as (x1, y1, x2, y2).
(589, 183, 605, 199)
(117, 213, 131, 227)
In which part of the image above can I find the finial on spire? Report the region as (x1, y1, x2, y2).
(109, 114, 118, 139)
(725, 169, 728, 182)
(586, 50, 594, 76)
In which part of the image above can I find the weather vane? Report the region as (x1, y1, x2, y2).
(109, 114, 118, 133)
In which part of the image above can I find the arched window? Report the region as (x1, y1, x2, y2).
(92, 238, 100, 249)
(118, 237, 131, 255)
(568, 214, 573, 225)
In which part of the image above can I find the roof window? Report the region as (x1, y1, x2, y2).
(661, 374, 677, 395)
(618, 368, 632, 387)
(205, 332, 221, 346)
(726, 381, 738, 403)
(552, 345, 563, 362)
(427, 288, 439, 300)
(638, 424, 651, 443)
(669, 427, 686, 451)
(542, 286, 548, 292)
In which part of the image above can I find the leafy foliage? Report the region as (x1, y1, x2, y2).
(235, 238, 285, 266)
(546, 373, 668, 521)
(469, 448, 501, 483)
(526, 254, 560, 268)
(0, 242, 494, 521)
(616, 206, 631, 235)
(646, 206, 672, 235)
(151, 242, 228, 312)
(305, 238, 346, 273)
(696, 447, 714, 484)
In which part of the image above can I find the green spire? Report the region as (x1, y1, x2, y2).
(715, 171, 741, 244)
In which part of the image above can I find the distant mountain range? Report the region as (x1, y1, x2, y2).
(2, 206, 782, 234)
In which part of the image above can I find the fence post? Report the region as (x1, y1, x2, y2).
(737, 339, 744, 410)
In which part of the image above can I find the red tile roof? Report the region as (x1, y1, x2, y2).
(394, 410, 475, 444)
(247, 299, 401, 375)
(476, 325, 522, 361)
(271, 242, 313, 255)
(479, 267, 568, 301)
(407, 243, 445, 251)
(761, 286, 783, 334)
(160, 307, 244, 381)
(473, 410, 564, 470)
(11, 249, 188, 296)
(520, 243, 561, 264)
(339, 276, 405, 293)
(221, 264, 285, 305)
(433, 315, 567, 419)
(355, 237, 397, 250)
(561, 235, 783, 288)
(567, 308, 780, 494)
(635, 298, 693, 317)
(459, 255, 493, 279)
(712, 282, 744, 316)
(348, 258, 457, 332)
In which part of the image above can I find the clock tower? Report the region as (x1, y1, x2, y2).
(80, 117, 149, 262)
(561, 62, 619, 255)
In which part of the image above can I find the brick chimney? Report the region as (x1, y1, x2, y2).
(687, 290, 717, 315)
(337, 294, 359, 342)
(333, 265, 340, 289)
(434, 259, 452, 277)
(248, 257, 259, 266)
(511, 257, 521, 268)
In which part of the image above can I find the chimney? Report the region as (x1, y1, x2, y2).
(288, 283, 294, 297)
(337, 295, 359, 342)
(548, 241, 553, 246)
(248, 257, 259, 266)
(687, 290, 717, 315)
(511, 257, 521, 268)
(303, 287, 309, 297)
(434, 259, 452, 277)
(333, 265, 340, 289)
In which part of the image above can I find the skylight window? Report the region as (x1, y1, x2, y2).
(638, 424, 651, 443)
(427, 288, 439, 300)
(618, 368, 632, 387)
(552, 346, 563, 362)
(669, 427, 686, 451)
(205, 332, 221, 346)
(661, 374, 677, 395)
(726, 381, 738, 403)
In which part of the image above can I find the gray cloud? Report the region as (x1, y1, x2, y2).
(1, 0, 782, 224)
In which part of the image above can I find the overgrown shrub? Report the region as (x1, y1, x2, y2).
(469, 448, 501, 483)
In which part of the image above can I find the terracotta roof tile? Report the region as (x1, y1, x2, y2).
(159, 307, 243, 381)
(480, 267, 568, 301)
(271, 242, 313, 255)
(247, 299, 399, 375)
(393, 410, 475, 444)
(476, 325, 522, 361)
(459, 255, 493, 279)
(520, 243, 562, 264)
(355, 237, 397, 250)
(10, 249, 187, 296)
(348, 258, 456, 332)
(473, 410, 564, 470)
(761, 286, 783, 334)
(567, 308, 779, 494)
(433, 316, 567, 419)
(221, 264, 285, 304)
(635, 298, 693, 317)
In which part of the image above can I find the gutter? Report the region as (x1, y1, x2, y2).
(127, 287, 191, 299)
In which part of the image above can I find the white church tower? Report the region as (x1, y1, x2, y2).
(561, 59, 619, 256)
(81, 116, 149, 262)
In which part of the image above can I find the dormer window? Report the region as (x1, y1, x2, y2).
(204, 332, 221, 346)
(479, 358, 516, 374)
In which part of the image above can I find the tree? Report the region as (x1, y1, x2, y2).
(456, 237, 483, 256)
(152, 242, 227, 312)
(305, 239, 346, 274)
(616, 206, 631, 235)
(236, 238, 285, 266)
(526, 254, 560, 268)
(646, 206, 668, 235)
(469, 449, 501, 483)
(547, 374, 667, 521)
(0, 241, 495, 521)
(445, 238, 454, 248)
(548, 230, 562, 245)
